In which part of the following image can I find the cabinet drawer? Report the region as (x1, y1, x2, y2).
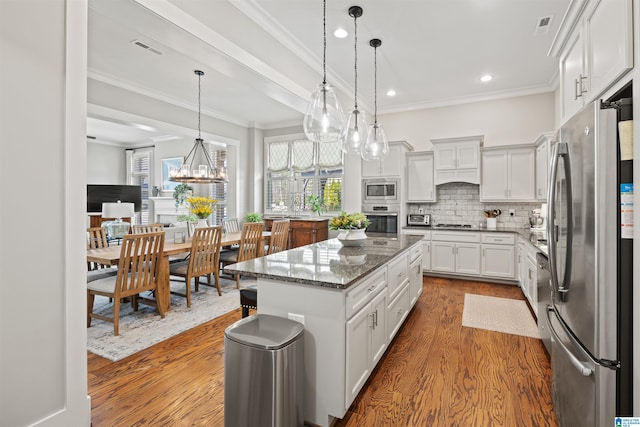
(387, 253, 409, 301)
(481, 233, 515, 245)
(432, 231, 480, 243)
(409, 245, 422, 263)
(346, 268, 386, 320)
(387, 283, 409, 341)
(290, 220, 321, 230)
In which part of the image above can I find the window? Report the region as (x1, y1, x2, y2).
(127, 149, 151, 224)
(265, 135, 343, 214)
(208, 146, 228, 225)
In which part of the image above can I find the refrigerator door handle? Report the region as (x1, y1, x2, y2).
(547, 142, 573, 301)
(545, 305, 593, 377)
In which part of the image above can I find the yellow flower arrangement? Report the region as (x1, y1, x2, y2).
(187, 196, 218, 219)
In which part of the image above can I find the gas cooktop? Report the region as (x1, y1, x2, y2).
(435, 224, 473, 228)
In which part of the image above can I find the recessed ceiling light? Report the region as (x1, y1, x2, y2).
(386, 89, 397, 97)
(334, 28, 348, 38)
(480, 74, 493, 82)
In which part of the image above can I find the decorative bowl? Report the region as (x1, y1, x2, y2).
(336, 229, 367, 247)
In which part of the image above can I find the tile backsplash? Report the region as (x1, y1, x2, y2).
(408, 182, 543, 229)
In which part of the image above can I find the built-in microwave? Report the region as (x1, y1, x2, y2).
(362, 178, 400, 203)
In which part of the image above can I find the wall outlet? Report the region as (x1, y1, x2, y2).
(509, 209, 515, 216)
(288, 313, 305, 326)
(418, 208, 424, 214)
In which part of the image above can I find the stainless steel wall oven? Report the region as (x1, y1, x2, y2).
(362, 204, 399, 234)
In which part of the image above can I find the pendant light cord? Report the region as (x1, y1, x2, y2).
(322, 0, 327, 85)
(373, 45, 378, 124)
(197, 72, 202, 139)
(353, 14, 358, 108)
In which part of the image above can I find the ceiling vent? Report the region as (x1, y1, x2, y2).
(131, 40, 163, 55)
(534, 15, 553, 35)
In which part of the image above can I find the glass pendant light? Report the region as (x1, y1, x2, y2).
(341, 6, 367, 155)
(362, 38, 389, 161)
(303, 0, 344, 143)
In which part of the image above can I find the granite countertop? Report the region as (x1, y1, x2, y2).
(402, 225, 548, 255)
(224, 234, 423, 289)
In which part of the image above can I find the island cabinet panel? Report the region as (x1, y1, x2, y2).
(252, 237, 422, 427)
(409, 253, 423, 307)
(387, 252, 409, 301)
(289, 219, 329, 249)
(387, 283, 410, 342)
(346, 287, 387, 406)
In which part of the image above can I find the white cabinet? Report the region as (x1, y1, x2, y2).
(431, 136, 482, 185)
(362, 141, 410, 177)
(535, 133, 554, 201)
(431, 231, 481, 275)
(480, 233, 515, 279)
(403, 229, 431, 272)
(408, 246, 423, 307)
(554, 0, 633, 123)
(346, 287, 387, 406)
(406, 151, 435, 202)
(480, 146, 535, 201)
(387, 251, 409, 302)
(387, 283, 410, 342)
(525, 252, 538, 317)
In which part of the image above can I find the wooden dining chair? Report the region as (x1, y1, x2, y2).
(87, 231, 165, 336)
(132, 223, 165, 233)
(87, 227, 111, 270)
(267, 219, 290, 254)
(219, 222, 264, 288)
(169, 226, 223, 305)
(223, 218, 240, 234)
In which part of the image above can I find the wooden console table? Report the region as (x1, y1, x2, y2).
(264, 218, 329, 249)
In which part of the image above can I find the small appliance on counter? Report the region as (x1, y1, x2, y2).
(529, 204, 547, 238)
(407, 213, 430, 226)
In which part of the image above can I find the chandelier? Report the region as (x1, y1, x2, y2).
(170, 70, 227, 184)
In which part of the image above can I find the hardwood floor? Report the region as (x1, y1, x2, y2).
(88, 276, 557, 427)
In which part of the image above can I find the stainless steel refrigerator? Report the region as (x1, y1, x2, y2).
(545, 99, 633, 426)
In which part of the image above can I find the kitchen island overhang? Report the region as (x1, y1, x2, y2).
(225, 235, 424, 426)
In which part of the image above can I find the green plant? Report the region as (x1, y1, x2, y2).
(307, 195, 323, 215)
(245, 212, 262, 223)
(177, 213, 198, 223)
(173, 183, 193, 208)
(329, 212, 371, 230)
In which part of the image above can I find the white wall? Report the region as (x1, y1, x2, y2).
(1, 1, 90, 425)
(380, 92, 556, 149)
(87, 142, 126, 184)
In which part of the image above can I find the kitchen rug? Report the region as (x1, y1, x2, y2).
(461, 293, 540, 339)
(87, 278, 244, 361)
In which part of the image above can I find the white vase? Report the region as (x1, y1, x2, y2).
(196, 218, 208, 228)
(336, 228, 367, 246)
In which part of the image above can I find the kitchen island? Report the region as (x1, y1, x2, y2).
(225, 234, 423, 426)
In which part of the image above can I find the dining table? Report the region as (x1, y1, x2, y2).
(86, 230, 271, 312)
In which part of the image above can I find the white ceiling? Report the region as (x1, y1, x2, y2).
(87, 0, 571, 146)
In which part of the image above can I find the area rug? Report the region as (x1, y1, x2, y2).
(461, 293, 540, 339)
(87, 278, 244, 361)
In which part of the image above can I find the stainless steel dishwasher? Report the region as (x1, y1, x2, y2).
(536, 252, 551, 353)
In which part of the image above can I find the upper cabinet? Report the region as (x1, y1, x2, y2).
(431, 136, 482, 185)
(406, 151, 435, 203)
(480, 146, 535, 202)
(534, 132, 555, 201)
(362, 141, 412, 177)
(553, 0, 633, 123)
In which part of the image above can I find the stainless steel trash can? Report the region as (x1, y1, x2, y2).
(224, 314, 304, 427)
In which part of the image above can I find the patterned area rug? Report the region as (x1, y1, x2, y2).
(87, 278, 244, 361)
(461, 293, 540, 339)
